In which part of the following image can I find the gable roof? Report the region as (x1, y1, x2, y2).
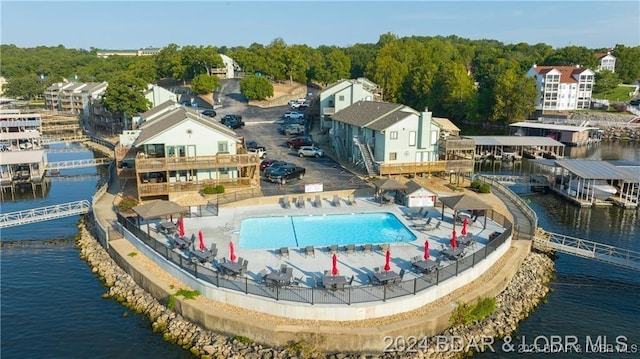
(373, 178, 407, 191)
(531, 65, 593, 84)
(132, 200, 187, 220)
(404, 180, 437, 196)
(134, 106, 238, 146)
(595, 52, 615, 60)
(432, 117, 460, 132)
(332, 101, 414, 131)
(439, 194, 491, 211)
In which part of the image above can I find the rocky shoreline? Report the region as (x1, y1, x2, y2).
(79, 215, 556, 359)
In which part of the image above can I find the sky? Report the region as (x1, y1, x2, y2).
(1, 1, 639, 50)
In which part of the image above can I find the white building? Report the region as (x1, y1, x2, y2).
(144, 84, 178, 108)
(595, 51, 616, 73)
(526, 64, 595, 111)
(319, 78, 379, 129)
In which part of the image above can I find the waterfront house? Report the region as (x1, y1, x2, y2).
(330, 101, 474, 177)
(595, 51, 616, 73)
(319, 78, 380, 130)
(115, 103, 259, 201)
(526, 64, 595, 111)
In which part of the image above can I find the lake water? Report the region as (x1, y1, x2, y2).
(1, 141, 638, 358)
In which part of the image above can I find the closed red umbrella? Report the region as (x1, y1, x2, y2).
(451, 229, 458, 248)
(229, 241, 236, 262)
(461, 217, 468, 236)
(177, 218, 185, 237)
(384, 249, 391, 272)
(331, 254, 338, 276)
(198, 230, 205, 251)
(424, 240, 430, 260)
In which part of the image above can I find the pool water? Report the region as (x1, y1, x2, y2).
(238, 212, 416, 249)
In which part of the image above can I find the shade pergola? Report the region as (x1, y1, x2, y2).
(372, 178, 407, 205)
(439, 194, 492, 229)
(132, 200, 188, 236)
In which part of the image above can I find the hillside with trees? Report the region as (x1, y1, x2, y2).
(1, 36, 638, 124)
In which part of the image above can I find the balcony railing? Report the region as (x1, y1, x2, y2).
(135, 154, 260, 172)
(138, 178, 254, 197)
(379, 160, 474, 175)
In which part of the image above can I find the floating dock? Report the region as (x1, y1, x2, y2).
(509, 122, 601, 146)
(463, 136, 566, 161)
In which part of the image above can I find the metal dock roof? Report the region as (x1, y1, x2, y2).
(462, 136, 565, 147)
(509, 122, 598, 132)
(555, 159, 638, 180)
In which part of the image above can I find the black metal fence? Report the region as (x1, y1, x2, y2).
(117, 213, 512, 305)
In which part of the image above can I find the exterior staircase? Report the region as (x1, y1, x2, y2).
(353, 136, 377, 176)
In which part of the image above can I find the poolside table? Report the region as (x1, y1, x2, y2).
(191, 249, 214, 263)
(173, 236, 190, 250)
(221, 261, 244, 276)
(412, 259, 439, 274)
(458, 235, 474, 247)
(374, 271, 400, 286)
(160, 220, 177, 234)
(441, 246, 465, 260)
(322, 275, 346, 290)
(266, 270, 292, 287)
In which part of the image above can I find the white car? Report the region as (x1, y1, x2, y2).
(284, 112, 304, 119)
(298, 146, 324, 158)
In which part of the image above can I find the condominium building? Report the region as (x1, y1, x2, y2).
(526, 64, 595, 111)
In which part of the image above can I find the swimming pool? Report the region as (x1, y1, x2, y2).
(238, 212, 416, 249)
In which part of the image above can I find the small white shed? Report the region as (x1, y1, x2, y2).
(402, 180, 437, 208)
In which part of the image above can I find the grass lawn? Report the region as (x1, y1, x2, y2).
(592, 85, 636, 102)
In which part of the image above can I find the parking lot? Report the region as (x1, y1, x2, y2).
(213, 79, 370, 196)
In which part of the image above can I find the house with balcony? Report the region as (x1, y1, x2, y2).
(432, 117, 476, 163)
(595, 51, 616, 73)
(44, 82, 108, 116)
(329, 101, 472, 177)
(319, 78, 380, 130)
(526, 64, 595, 111)
(115, 103, 260, 201)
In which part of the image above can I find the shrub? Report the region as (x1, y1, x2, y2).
(470, 180, 482, 190)
(203, 185, 225, 195)
(479, 183, 491, 193)
(450, 297, 497, 326)
(117, 195, 138, 212)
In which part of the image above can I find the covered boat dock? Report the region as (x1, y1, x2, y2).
(508, 122, 601, 146)
(462, 136, 565, 161)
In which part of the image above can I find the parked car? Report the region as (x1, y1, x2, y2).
(286, 135, 313, 149)
(248, 147, 267, 159)
(201, 109, 217, 117)
(260, 159, 279, 171)
(264, 162, 295, 176)
(298, 146, 324, 158)
(266, 166, 306, 185)
(282, 124, 305, 136)
(220, 114, 242, 125)
(284, 112, 304, 119)
(225, 118, 245, 129)
(181, 100, 191, 106)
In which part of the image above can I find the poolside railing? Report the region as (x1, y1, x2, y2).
(116, 213, 512, 305)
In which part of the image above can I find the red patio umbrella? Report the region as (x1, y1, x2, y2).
(461, 217, 469, 236)
(451, 229, 458, 248)
(384, 249, 391, 272)
(229, 241, 236, 262)
(198, 230, 205, 251)
(177, 218, 185, 237)
(331, 254, 339, 276)
(424, 240, 430, 260)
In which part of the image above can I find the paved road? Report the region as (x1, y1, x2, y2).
(215, 79, 368, 196)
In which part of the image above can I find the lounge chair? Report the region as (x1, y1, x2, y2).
(281, 196, 291, 209)
(424, 221, 441, 232)
(292, 276, 304, 286)
(378, 243, 390, 252)
(405, 207, 424, 220)
(343, 244, 355, 256)
(348, 194, 357, 205)
(332, 194, 341, 207)
(305, 246, 315, 257)
(278, 247, 290, 259)
(362, 243, 373, 255)
(314, 195, 322, 208)
(327, 245, 338, 255)
(296, 195, 305, 208)
(259, 269, 268, 282)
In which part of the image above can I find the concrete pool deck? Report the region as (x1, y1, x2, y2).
(147, 195, 506, 287)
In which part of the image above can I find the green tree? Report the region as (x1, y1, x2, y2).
(101, 74, 151, 130)
(191, 74, 220, 94)
(368, 54, 407, 102)
(593, 70, 621, 96)
(543, 46, 597, 68)
(156, 43, 186, 80)
(239, 75, 273, 100)
(4, 75, 44, 100)
(492, 65, 537, 122)
(432, 62, 476, 120)
(343, 43, 377, 78)
(612, 45, 640, 84)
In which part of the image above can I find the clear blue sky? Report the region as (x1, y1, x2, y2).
(1, 1, 639, 50)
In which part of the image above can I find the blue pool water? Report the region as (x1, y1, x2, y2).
(238, 212, 416, 249)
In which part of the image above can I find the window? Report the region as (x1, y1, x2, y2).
(408, 131, 416, 146)
(338, 95, 344, 101)
(389, 152, 397, 160)
(218, 141, 228, 153)
(390, 131, 398, 140)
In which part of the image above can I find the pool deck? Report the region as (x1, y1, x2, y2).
(148, 196, 505, 286)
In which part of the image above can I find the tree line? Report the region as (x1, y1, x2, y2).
(1, 35, 638, 124)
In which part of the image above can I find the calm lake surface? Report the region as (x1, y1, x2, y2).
(1, 141, 638, 358)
